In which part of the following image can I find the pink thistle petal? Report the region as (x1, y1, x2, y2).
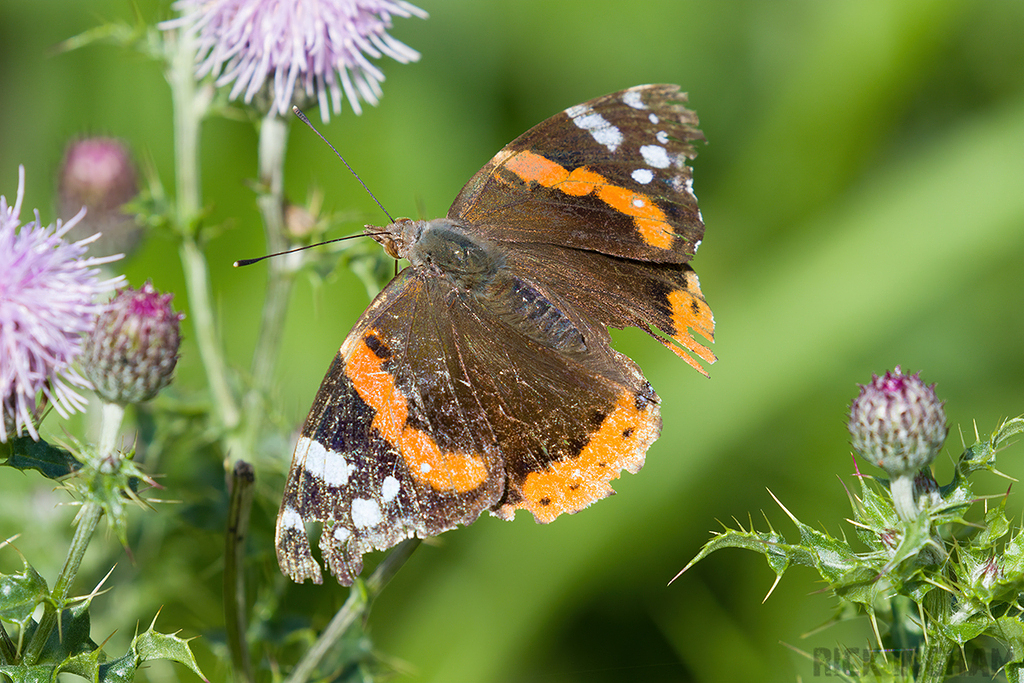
(0, 167, 125, 441)
(161, 0, 427, 122)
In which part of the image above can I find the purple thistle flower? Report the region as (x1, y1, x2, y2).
(848, 366, 948, 521)
(162, 0, 428, 122)
(58, 137, 141, 259)
(83, 282, 184, 405)
(0, 167, 125, 441)
(848, 366, 948, 478)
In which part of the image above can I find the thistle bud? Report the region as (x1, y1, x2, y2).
(848, 367, 947, 520)
(58, 137, 141, 258)
(82, 283, 183, 405)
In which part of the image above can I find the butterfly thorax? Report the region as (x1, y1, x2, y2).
(369, 217, 504, 290)
(369, 217, 587, 353)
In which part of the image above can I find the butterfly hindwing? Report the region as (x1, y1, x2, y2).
(277, 263, 662, 584)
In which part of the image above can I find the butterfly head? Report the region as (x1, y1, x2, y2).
(365, 218, 419, 260)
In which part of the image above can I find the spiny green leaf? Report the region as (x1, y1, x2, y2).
(682, 525, 804, 582)
(956, 416, 1024, 479)
(0, 558, 48, 632)
(96, 649, 139, 683)
(62, 444, 158, 550)
(132, 619, 207, 682)
(989, 616, 1024, 660)
(1002, 527, 1024, 578)
(32, 605, 97, 665)
(58, 645, 106, 681)
(0, 663, 57, 683)
(789, 518, 862, 584)
(0, 437, 80, 481)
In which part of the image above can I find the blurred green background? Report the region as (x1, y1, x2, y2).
(2, 0, 1024, 681)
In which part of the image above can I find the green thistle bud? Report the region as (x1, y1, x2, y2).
(82, 283, 183, 405)
(848, 367, 948, 520)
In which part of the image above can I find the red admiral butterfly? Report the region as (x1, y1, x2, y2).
(276, 84, 715, 585)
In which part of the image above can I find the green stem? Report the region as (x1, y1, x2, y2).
(244, 113, 294, 450)
(22, 502, 103, 665)
(283, 539, 421, 683)
(224, 461, 256, 683)
(889, 473, 918, 522)
(179, 238, 239, 431)
(97, 401, 125, 459)
(166, 26, 239, 433)
(916, 579, 954, 682)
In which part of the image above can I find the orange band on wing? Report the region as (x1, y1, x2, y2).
(345, 331, 489, 492)
(518, 390, 658, 523)
(660, 272, 716, 376)
(505, 151, 675, 250)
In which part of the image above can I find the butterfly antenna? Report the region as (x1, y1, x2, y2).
(292, 106, 394, 224)
(234, 233, 364, 267)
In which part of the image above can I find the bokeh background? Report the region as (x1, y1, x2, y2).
(2, 1, 1024, 681)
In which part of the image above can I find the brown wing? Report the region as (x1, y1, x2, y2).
(276, 267, 661, 585)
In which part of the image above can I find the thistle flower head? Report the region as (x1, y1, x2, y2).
(163, 0, 428, 122)
(848, 367, 948, 478)
(82, 282, 184, 405)
(0, 167, 124, 441)
(58, 137, 141, 258)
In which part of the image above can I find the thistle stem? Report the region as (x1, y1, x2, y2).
(97, 401, 125, 459)
(917, 589, 954, 683)
(888, 473, 918, 522)
(283, 539, 421, 683)
(22, 502, 103, 665)
(244, 113, 294, 449)
(166, 26, 239, 433)
(224, 461, 256, 683)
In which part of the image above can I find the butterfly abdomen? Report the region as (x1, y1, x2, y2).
(484, 273, 587, 353)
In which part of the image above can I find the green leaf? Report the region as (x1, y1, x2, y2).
(59, 645, 106, 682)
(0, 437, 80, 481)
(682, 524, 801, 582)
(96, 649, 139, 683)
(132, 617, 207, 682)
(0, 558, 48, 632)
(0, 663, 58, 683)
(33, 604, 97, 665)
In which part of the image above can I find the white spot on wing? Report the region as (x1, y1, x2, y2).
(640, 144, 671, 169)
(279, 506, 305, 531)
(565, 104, 623, 152)
(656, 130, 669, 144)
(622, 89, 647, 109)
(420, 462, 432, 474)
(351, 498, 382, 528)
(381, 475, 400, 503)
(648, 113, 659, 124)
(632, 168, 654, 184)
(332, 525, 351, 542)
(298, 436, 351, 488)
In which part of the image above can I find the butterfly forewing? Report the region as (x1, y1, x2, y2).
(450, 84, 705, 263)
